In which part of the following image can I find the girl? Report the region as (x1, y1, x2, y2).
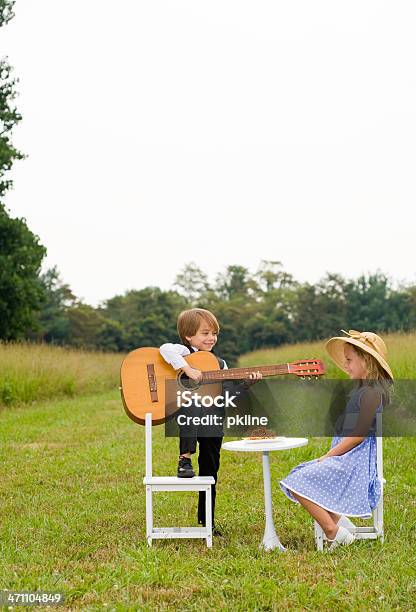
(280, 329, 393, 551)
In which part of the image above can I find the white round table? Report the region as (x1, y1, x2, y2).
(222, 437, 308, 551)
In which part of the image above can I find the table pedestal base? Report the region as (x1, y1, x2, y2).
(261, 530, 286, 552)
(222, 438, 308, 552)
(261, 451, 286, 552)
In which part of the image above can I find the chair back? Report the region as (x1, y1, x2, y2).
(376, 411, 383, 485)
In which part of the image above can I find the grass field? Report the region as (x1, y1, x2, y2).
(1, 390, 415, 610)
(1, 335, 415, 610)
(0, 342, 121, 407)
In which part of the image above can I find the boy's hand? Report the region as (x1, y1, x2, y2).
(243, 371, 263, 387)
(182, 365, 203, 382)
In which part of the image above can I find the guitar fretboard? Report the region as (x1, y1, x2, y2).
(201, 364, 289, 382)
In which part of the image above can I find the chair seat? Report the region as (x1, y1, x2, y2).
(143, 476, 215, 485)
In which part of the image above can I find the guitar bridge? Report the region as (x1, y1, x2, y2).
(146, 363, 158, 402)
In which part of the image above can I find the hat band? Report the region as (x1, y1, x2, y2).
(340, 329, 380, 353)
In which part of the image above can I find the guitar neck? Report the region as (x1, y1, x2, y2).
(201, 364, 289, 382)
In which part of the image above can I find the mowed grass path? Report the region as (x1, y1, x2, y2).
(1, 391, 415, 610)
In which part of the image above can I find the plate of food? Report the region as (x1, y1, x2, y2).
(242, 428, 286, 444)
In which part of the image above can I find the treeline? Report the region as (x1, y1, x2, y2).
(14, 261, 416, 365)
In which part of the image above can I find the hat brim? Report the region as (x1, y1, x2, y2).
(325, 337, 394, 380)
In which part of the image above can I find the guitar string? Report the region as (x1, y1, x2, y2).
(200, 362, 322, 382)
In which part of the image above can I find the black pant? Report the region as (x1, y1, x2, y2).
(179, 431, 222, 526)
(177, 402, 223, 526)
(196, 436, 222, 526)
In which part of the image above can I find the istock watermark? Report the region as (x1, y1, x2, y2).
(176, 413, 269, 427)
(176, 390, 239, 408)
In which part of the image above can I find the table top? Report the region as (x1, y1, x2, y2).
(222, 437, 308, 452)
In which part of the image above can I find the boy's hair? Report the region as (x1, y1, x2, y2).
(177, 308, 220, 345)
(351, 344, 392, 402)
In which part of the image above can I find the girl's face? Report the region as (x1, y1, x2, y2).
(185, 321, 218, 352)
(344, 344, 368, 379)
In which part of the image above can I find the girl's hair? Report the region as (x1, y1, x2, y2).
(350, 344, 392, 403)
(177, 308, 220, 345)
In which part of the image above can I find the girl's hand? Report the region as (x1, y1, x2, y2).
(244, 371, 263, 387)
(182, 366, 203, 382)
(317, 453, 330, 462)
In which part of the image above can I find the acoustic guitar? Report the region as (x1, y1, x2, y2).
(120, 347, 325, 425)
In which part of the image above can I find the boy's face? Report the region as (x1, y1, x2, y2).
(185, 320, 218, 351)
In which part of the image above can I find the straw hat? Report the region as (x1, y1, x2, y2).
(325, 329, 394, 380)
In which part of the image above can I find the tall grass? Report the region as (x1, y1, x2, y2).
(1, 331, 415, 409)
(0, 342, 122, 407)
(239, 332, 416, 379)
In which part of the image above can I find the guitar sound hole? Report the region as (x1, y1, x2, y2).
(177, 372, 200, 391)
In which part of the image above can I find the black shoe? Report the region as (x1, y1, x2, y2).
(177, 456, 195, 478)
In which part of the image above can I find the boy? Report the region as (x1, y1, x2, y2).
(160, 308, 260, 531)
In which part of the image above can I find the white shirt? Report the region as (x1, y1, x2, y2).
(159, 343, 228, 371)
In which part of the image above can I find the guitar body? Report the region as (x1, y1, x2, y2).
(120, 347, 222, 425)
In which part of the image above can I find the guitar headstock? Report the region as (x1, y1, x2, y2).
(288, 359, 326, 378)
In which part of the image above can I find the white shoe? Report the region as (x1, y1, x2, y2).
(337, 515, 356, 531)
(328, 526, 355, 552)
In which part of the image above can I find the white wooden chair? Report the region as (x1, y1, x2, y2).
(143, 413, 214, 547)
(314, 412, 385, 550)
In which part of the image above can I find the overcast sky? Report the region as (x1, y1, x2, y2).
(2, 1, 415, 305)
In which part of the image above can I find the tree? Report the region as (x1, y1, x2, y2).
(65, 304, 106, 349)
(402, 285, 416, 330)
(255, 260, 295, 294)
(174, 262, 210, 305)
(215, 265, 255, 300)
(34, 267, 77, 343)
(313, 273, 348, 337)
(0, 207, 46, 338)
(0, 1, 47, 339)
(345, 273, 393, 332)
(103, 287, 187, 351)
(1, 2, 24, 198)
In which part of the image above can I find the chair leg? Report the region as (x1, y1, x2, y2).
(374, 492, 384, 543)
(146, 485, 153, 547)
(205, 486, 213, 548)
(314, 520, 324, 551)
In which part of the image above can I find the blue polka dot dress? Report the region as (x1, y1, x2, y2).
(279, 386, 382, 518)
